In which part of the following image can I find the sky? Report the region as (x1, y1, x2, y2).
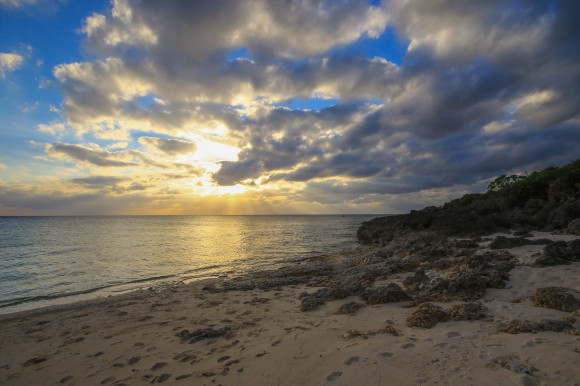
(0, 0, 579, 215)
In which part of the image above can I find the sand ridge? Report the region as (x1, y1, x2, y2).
(0, 232, 579, 385)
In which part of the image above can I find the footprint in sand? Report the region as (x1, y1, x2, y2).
(344, 356, 360, 365)
(22, 357, 47, 367)
(100, 376, 115, 384)
(175, 374, 192, 380)
(378, 352, 393, 358)
(128, 356, 141, 365)
(326, 371, 342, 381)
(151, 362, 168, 371)
(151, 373, 171, 383)
(401, 343, 415, 349)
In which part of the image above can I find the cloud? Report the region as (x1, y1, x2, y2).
(47, 143, 135, 167)
(0, 52, 24, 78)
(11, 0, 579, 215)
(21, 101, 39, 113)
(138, 136, 197, 155)
(0, 0, 37, 8)
(71, 176, 128, 187)
(83, 0, 387, 60)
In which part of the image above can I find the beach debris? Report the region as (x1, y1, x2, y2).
(489, 355, 538, 375)
(176, 326, 232, 343)
(449, 302, 486, 321)
(334, 301, 365, 315)
(533, 287, 580, 312)
(496, 318, 576, 334)
(361, 283, 410, 304)
(406, 303, 449, 328)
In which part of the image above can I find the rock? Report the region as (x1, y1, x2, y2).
(544, 240, 580, 261)
(531, 255, 570, 267)
(449, 302, 486, 321)
(335, 301, 365, 315)
(176, 326, 232, 343)
(299, 281, 365, 311)
(490, 355, 538, 376)
(342, 325, 398, 339)
(532, 239, 580, 266)
(402, 270, 429, 293)
(362, 283, 410, 304)
(488, 236, 551, 249)
(406, 303, 449, 328)
(413, 250, 515, 302)
(533, 287, 580, 312)
(567, 218, 580, 235)
(497, 318, 575, 334)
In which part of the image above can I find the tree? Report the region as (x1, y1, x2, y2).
(487, 174, 527, 192)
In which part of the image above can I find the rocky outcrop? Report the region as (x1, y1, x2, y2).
(497, 318, 576, 334)
(533, 287, 580, 312)
(532, 239, 580, 266)
(488, 236, 552, 249)
(361, 283, 410, 304)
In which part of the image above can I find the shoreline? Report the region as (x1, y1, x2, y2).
(1, 231, 579, 385)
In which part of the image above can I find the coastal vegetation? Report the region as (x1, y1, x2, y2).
(357, 159, 580, 245)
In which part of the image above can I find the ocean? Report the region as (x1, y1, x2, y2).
(0, 215, 382, 314)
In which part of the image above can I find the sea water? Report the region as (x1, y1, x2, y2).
(0, 215, 381, 314)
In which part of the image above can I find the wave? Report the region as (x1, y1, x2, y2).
(0, 274, 179, 309)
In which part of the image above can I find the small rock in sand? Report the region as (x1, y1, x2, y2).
(406, 303, 449, 328)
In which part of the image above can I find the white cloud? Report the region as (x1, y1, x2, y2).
(21, 101, 39, 113)
(482, 120, 515, 135)
(83, 0, 388, 59)
(0, 52, 24, 78)
(0, 0, 37, 8)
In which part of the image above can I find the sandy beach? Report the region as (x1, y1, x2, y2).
(1, 231, 579, 385)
